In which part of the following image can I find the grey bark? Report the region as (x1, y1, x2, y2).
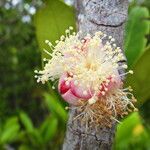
(63, 0, 128, 150)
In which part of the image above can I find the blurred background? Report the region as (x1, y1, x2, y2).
(0, 0, 149, 149)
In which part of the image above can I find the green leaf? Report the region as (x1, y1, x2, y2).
(0, 117, 20, 144)
(19, 145, 32, 150)
(44, 93, 67, 123)
(114, 112, 141, 149)
(114, 112, 150, 150)
(125, 47, 150, 104)
(116, 112, 141, 142)
(20, 112, 34, 133)
(3, 117, 18, 129)
(124, 6, 149, 67)
(40, 115, 58, 143)
(29, 129, 43, 146)
(34, 0, 76, 57)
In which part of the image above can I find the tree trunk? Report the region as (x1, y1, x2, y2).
(63, 0, 128, 149)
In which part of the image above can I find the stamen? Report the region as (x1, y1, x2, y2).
(35, 30, 137, 128)
(43, 49, 52, 56)
(88, 97, 97, 104)
(65, 81, 70, 86)
(83, 90, 88, 95)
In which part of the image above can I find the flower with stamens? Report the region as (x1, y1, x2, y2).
(35, 27, 137, 127)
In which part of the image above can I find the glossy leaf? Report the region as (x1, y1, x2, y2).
(20, 112, 34, 133)
(115, 113, 141, 144)
(0, 117, 20, 144)
(44, 93, 67, 123)
(40, 115, 58, 143)
(29, 129, 43, 146)
(124, 7, 149, 67)
(34, 0, 76, 57)
(114, 112, 150, 150)
(19, 145, 32, 150)
(125, 47, 150, 104)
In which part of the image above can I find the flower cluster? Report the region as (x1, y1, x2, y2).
(35, 27, 137, 127)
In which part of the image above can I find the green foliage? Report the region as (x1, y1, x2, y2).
(0, 117, 20, 146)
(44, 93, 68, 123)
(114, 112, 150, 150)
(34, 0, 76, 57)
(0, 112, 59, 149)
(0, 0, 70, 149)
(0, 0, 150, 149)
(116, 4, 150, 150)
(126, 46, 150, 104)
(39, 115, 58, 143)
(20, 112, 34, 133)
(18, 112, 59, 149)
(124, 6, 149, 67)
(116, 113, 141, 144)
(140, 100, 150, 130)
(0, 3, 43, 122)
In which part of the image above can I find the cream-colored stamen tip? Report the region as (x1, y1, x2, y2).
(65, 81, 70, 86)
(88, 98, 96, 105)
(129, 70, 134, 74)
(101, 91, 105, 95)
(74, 80, 78, 85)
(104, 88, 108, 91)
(52, 86, 55, 89)
(83, 90, 88, 95)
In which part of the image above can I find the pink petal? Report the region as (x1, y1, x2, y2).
(61, 89, 79, 105)
(58, 73, 70, 94)
(98, 75, 122, 97)
(70, 81, 92, 99)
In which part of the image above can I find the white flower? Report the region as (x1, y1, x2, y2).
(35, 27, 133, 99)
(35, 27, 137, 127)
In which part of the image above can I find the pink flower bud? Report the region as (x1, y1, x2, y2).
(58, 71, 122, 105)
(58, 73, 92, 105)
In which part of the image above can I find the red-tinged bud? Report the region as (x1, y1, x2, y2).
(58, 73, 92, 105)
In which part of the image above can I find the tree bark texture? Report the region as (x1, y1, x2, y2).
(63, 0, 128, 150)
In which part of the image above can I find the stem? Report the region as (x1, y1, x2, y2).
(63, 0, 128, 149)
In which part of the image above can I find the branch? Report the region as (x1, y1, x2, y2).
(63, 0, 128, 149)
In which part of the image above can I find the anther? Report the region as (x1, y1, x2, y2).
(88, 97, 97, 105)
(34, 70, 38, 73)
(69, 26, 73, 30)
(45, 40, 49, 44)
(129, 70, 134, 74)
(74, 80, 78, 85)
(52, 86, 55, 89)
(55, 40, 59, 44)
(65, 81, 70, 86)
(101, 91, 105, 95)
(83, 90, 88, 95)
